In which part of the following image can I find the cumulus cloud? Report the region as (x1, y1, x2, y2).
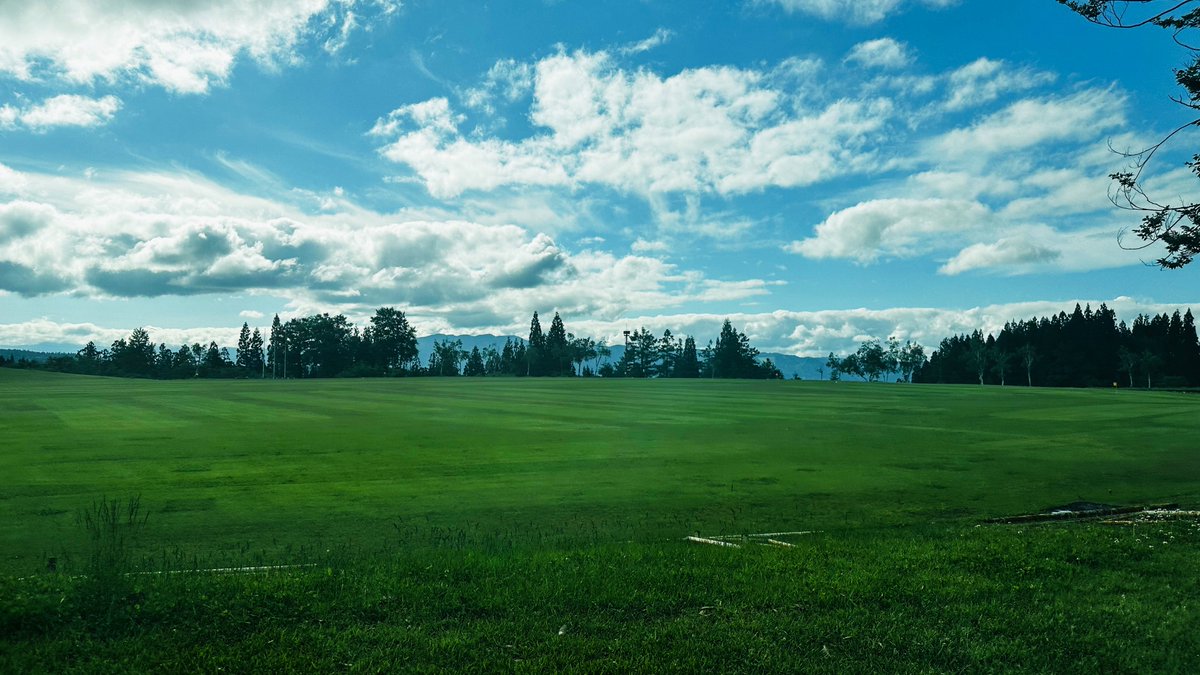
(758, 0, 957, 25)
(789, 198, 991, 262)
(8, 297, 1190, 356)
(374, 49, 891, 198)
(775, 83, 1136, 275)
(845, 38, 912, 69)
(528, 296, 1197, 357)
(0, 95, 121, 131)
(0, 0, 396, 94)
(939, 237, 1061, 275)
(0, 163, 774, 330)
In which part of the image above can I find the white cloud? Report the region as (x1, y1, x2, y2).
(759, 0, 957, 25)
(239, 310, 266, 319)
(375, 50, 891, 198)
(932, 88, 1126, 159)
(845, 38, 911, 69)
(939, 237, 1061, 275)
(0, 163, 30, 194)
(0, 163, 774, 328)
(620, 28, 674, 55)
(1, 94, 122, 131)
(999, 168, 1112, 220)
(789, 198, 991, 262)
(631, 238, 669, 254)
(10, 297, 1193, 356)
(0, 1, 395, 94)
(462, 58, 536, 112)
(944, 58, 1057, 111)
(649, 193, 758, 240)
(939, 224, 1142, 275)
(552, 296, 1197, 357)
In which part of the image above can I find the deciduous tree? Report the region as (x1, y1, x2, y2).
(1059, 0, 1200, 267)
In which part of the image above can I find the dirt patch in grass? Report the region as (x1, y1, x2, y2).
(986, 501, 1181, 524)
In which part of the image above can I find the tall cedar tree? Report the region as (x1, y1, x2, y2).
(527, 312, 545, 376)
(677, 336, 700, 378)
(248, 328, 265, 376)
(268, 314, 285, 378)
(546, 312, 570, 376)
(236, 323, 252, 370)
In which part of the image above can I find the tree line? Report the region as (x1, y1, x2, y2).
(2, 309, 781, 380)
(915, 304, 1200, 388)
(7, 302, 1197, 387)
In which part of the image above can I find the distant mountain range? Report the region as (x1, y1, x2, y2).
(0, 348, 70, 363)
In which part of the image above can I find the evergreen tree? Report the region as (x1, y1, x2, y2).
(512, 340, 527, 376)
(500, 338, 516, 375)
(156, 343, 174, 378)
(464, 346, 486, 376)
(248, 328, 265, 377)
(527, 312, 545, 376)
(268, 314, 285, 378)
(676, 336, 700, 378)
(658, 329, 678, 377)
(546, 312, 570, 376)
(76, 341, 102, 374)
(174, 343, 197, 378)
(236, 322, 252, 371)
(710, 319, 759, 378)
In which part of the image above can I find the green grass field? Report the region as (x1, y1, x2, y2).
(2, 369, 1199, 671)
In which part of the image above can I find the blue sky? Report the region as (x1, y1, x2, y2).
(1, 0, 1197, 354)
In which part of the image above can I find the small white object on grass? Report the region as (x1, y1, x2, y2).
(686, 536, 741, 548)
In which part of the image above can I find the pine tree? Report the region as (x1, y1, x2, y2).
(677, 336, 700, 378)
(658, 329, 677, 377)
(249, 328, 265, 377)
(268, 314, 284, 378)
(546, 312, 569, 376)
(711, 319, 758, 378)
(527, 312, 544, 376)
(236, 323, 252, 371)
(465, 346, 486, 376)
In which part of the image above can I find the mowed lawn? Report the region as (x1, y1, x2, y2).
(1, 368, 1198, 571)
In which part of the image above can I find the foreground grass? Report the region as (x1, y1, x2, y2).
(2, 370, 1198, 670)
(2, 369, 1198, 570)
(3, 522, 1198, 672)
